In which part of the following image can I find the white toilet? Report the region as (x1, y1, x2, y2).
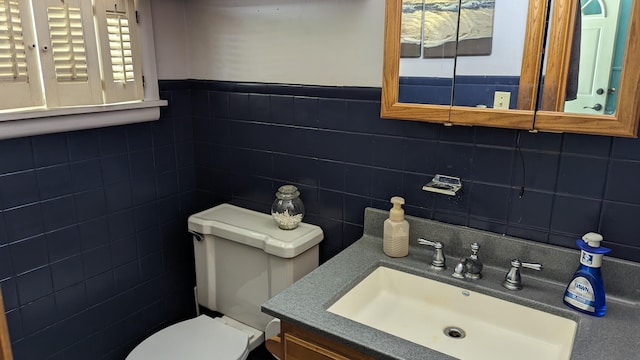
(126, 203, 324, 360)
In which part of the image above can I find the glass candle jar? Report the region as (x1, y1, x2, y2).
(271, 185, 305, 230)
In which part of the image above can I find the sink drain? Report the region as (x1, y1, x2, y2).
(443, 326, 466, 339)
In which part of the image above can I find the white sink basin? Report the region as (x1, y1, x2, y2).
(327, 266, 577, 360)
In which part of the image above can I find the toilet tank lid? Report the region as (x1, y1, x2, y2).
(188, 203, 324, 258)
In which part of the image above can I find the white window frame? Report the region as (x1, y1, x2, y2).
(0, 0, 166, 140)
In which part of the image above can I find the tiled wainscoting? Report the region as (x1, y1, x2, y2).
(399, 76, 520, 108)
(0, 81, 197, 359)
(191, 80, 640, 263)
(2, 79, 640, 359)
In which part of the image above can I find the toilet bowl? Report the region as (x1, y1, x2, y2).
(126, 203, 323, 359)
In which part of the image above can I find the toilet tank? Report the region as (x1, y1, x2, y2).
(187, 203, 323, 332)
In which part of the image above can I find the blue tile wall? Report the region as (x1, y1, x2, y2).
(4, 78, 640, 359)
(453, 76, 520, 108)
(399, 76, 520, 108)
(192, 80, 640, 264)
(0, 80, 197, 360)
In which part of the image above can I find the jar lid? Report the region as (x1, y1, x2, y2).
(276, 185, 300, 199)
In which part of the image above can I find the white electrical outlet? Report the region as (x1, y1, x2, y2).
(493, 91, 511, 109)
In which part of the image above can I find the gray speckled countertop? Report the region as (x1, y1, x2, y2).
(261, 208, 640, 359)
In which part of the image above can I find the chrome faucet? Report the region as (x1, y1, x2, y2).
(452, 243, 483, 280)
(417, 238, 446, 270)
(502, 259, 543, 290)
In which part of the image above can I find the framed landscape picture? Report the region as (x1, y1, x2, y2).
(400, 0, 496, 58)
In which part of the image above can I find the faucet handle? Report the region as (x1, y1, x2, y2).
(521, 261, 543, 271)
(417, 238, 446, 270)
(417, 238, 442, 248)
(502, 259, 543, 291)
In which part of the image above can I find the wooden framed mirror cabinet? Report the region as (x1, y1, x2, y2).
(381, 0, 640, 138)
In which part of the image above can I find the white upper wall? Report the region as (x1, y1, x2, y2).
(151, 0, 533, 84)
(152, 0, 385, 87)
(151, 0, 190, 80)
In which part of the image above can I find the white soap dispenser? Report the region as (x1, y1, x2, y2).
(383, 196, 410, 257)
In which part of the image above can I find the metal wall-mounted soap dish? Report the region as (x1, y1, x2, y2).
(422, 175, 462, 196)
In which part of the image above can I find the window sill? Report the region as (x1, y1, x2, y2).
(0, 100, 168, 140)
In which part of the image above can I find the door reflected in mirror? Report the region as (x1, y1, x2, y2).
(542, 0, 630, 115)
(563, 0, 628, 115)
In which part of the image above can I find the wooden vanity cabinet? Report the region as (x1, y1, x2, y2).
(266, 321, 376, 360)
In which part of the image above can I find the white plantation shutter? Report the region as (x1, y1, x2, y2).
(95, 0, 143, 103)
(48, 5, 88, 82)
(108, 12, 134, 82)
(0, 0, 43, 110)
(33, 0, 102, 107)
(0, 1, 25, 82)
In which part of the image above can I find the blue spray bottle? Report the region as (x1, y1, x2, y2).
(563, 232, 611, 317)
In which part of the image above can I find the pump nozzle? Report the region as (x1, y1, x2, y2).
(582, 232, 604, 247)
(389, 196, 405, 222)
